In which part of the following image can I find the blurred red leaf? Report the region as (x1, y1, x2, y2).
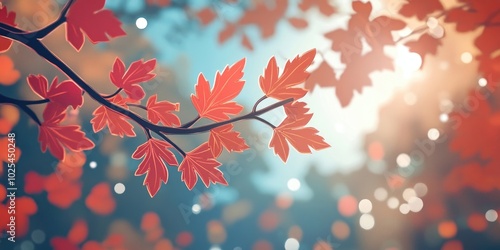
(146, 0, 171, 7)
(0, 55, 20, 85)
(405, 33, 442, 65)
(141, 212, 161, 231)
(51, 237, 79, 250)
(445, 1, 500, 32)
(304, 60, 337, 90)
(299, 0, 336, 16)
(196, 7, 217, 26)
(91, 95, 136, 138)
(399, 0, 444, 20)
(287, 17, 308, 29)
(66, 0, 126, 50)
(0, 137, 21, 163)
(39, 103, 94, 160)
(178, 143, 227, 190)
(238, 0, 288, 38)
(27, 75, 83, 109)
(259, 49, 315, 100)
(209, 124, 249, 157)
(175, 231, 193, 247)
(109, 58, 156, 101)
(132, 138, 178, 197)
(82, 241, 105, 250)
(241, 33, 253, 51)
(85, 182, 116, 215)
(44, 173, 82, 209)
(0, 5, 16, 53)
(68, 219, 88, 245)
(191, 59, 245, 122)
(24, 171, 46, 194)
(218, 23, 237, 44)
(146, 94, 181, 126)
(270, 101, 329, 162)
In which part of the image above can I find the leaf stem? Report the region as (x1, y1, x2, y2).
(128, 103, 148, 110)
(180, 115, 200, 128)
(102, 88, 123, 99)
(253, 116, 276, 129)
(252, 95, 267, 113)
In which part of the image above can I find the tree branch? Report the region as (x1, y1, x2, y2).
(27, 0, 76, 38)
(155, 131, 186, 156)
(253, 116, 276, 129)
(180, 115, 200, 128)
(0, 94, 43, 125)
(102, 88, 123, 99)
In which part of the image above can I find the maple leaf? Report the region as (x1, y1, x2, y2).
(445, 1, 500, 32)
(27, 75, 83, 109)
(304, 60, 337, 90)
(405, 33, 442, 66)
(399, 0, 444, 20)
(299, 0, 336, 16)
(269, 101, 329, 162)
(324, 1, 405, 63)
(146, 94, 181, 127)
(191, 59, 245, 122)
(109, 58, 157, 101)
(0, 5, 16, 53)
(65, 0, 126, 51)
(68, 220, 88, 245)
(39, 103, 94, 160)
(335, 49, 394, 107)
(132, 138, 178, 197)
(85, 183, 116, 215)
(238, 0, 288, 38)
(178, 143, 227, 190)
(208, 124, 249, 157)
(90, 95, 136, 137)
(0, 55, 20, 85)
(259, 49, 316, 100)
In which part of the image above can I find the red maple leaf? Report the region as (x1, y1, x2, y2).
(91, 95, 136, 137)
(132, 138, 178, 197)
(44, 173, 82, 209)
(304, 60, 337, 90)
(238, 0, 288, 39)
(324, 1, 405, 63)
(299, 0, 336, 16)
(259, 49, 316, 100)
(399, 0, 444, 20)
(405, 33, 442, 65)
(68, 220, 88, 245)
(269, 101, 329, 162)
(0, 5, 16, 53)
(146, 94, 181, 127)
(27, 75, 83, 109)
(39, 103, 94, 160)
(191, 59, 245, 122)
(65, 0, 126, 50)
(24, 171, 46, 194)
(109, 58, 157, 101)
(178, 143, 227, 190)
(335, 49, 394, 107)
(208, 124, 249, 157)
(445, 1, 500, 32)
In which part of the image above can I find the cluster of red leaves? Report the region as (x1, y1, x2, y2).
(51, 219, 125, 250)
(442, 1, 500, 193)
(216, 0, 335, 50)
(0, 4, 16, 53)
(24, 152, 116, 214)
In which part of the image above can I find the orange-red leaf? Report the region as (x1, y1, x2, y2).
(51, 237, 79, 250)
(146, 94, 181, 126)
(91, 95, 136, 138)
(109, 58, 156, 101)
(66, 0, 126, 51)
(270, 102, 329, 162)
(191, 59, 245, 121)
(287, 17, 308, 29)
(0, 5, 16, 53)
(196, 7, 217, 26)
(85, 182, 116, 215)
(24, 171, 46, 194)
(259, 49, 315, 100)
(209, 124, 249, 157)
(178, 143, 228, 190)
(304, 60, 337, 90)
(44, 173, 82, 209)
(0, 55, 20, 85)
(405, 33, 442, 65)
(39, 103, 94, 160)
(141, 212, 161, 231)
(68, 219, 88, 245)
(399, 0, 444, 20)
(28, 75, 83, 109)
(132, 138, 178, 197)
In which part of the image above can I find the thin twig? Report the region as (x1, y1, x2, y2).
(253, 116, 276, 129)
(102, 88, 123, 99)
(28, 0, 76, 38)
(252, 96, 267, 113)
(155, 131, 186, 156)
